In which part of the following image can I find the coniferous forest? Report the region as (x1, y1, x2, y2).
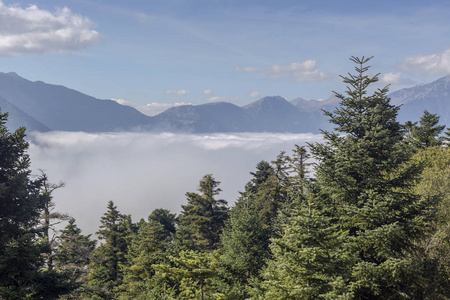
(1, 57, 450, 299)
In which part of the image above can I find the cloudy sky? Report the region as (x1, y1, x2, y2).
(0, 0, 450, 115)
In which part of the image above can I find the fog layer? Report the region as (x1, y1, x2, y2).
(28, 131, 323, 234)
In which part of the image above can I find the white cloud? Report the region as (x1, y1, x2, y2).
(381, 72, 402, 84)
(165, 89, 190, 95)
(235, 59, 332, 82)
(111, 98, 190, 116)
(249, 91, 260, 98)
(399, 49, 450, 76)
(234, 66, 263, 73)
(0, 2, 99, 56)
(207, 96, 241, 103)
(207, 96, 224, 102)
(28, 131, 323, 234)
(203, 89, 213, 95)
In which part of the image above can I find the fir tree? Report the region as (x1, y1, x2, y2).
(309, 56, 431, 298)
(0, 108, 71, 299)
(55, 218, 96, 298)
(411, 110, 445, 148)
(87, 201, 132, 298)
(176, 174, 228, 251)
(119, 209, 177, 299)
(263, 195, 350, 299)
(36, 171, 68, 271)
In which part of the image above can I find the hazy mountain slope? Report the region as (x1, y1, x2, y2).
(243, 96, 320, 133)
(0, 72, 152, 132)
(152, 102, 251, 132)
(1, 72, 450, 134)
(389, 75, 450, 125)
(0, 95, 51, 132)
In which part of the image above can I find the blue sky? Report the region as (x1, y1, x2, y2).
(1, 0, 450, 115)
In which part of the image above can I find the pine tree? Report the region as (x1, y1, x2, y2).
(309, 56, 430, 298)
(176, 174, 228, 251)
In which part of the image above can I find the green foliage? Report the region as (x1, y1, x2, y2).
(119, 212, 174, 299)
(407, 146, 450, 298)
(176, 174, 229, 251)
(153, 250, 224, 300)
(263, 196, 352, 299)
(308, 56, 431, 298)
(0, 108, 72, 299)
(55, 217, 96, 298)
(86, 201, 133, 299)
(409, 110, 446, 148)
(404, 110, 446, 150)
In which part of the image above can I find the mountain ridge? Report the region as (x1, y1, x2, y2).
(0, 72, 449, 133)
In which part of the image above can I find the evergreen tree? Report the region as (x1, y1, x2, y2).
(55, 217, 96, 298)
(220, 187, 271, 298)
(407, 146, 450, 298)
(250, 157, 290, 229)
(153, 250, 223, 300)
(36, 171, 68, 271)
(87, 201, 132, 299)
(263, 195, 350, 299)
(148, 208, 177, 238)
(309, 56, 430, 298)
(411, 110, 445, 148)
(120, 211, 175, 299)
(0, 109, 73, 299)
(176, 174, 228, 251)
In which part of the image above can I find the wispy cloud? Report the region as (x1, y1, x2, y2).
(399, 49, 450, 77)
(164, 89, 190, 95)
(381, 72, 402, 84)
(203, 89, 213, 95)
(249, 91, 260, 98)
(235, 59, 332, 82)
(111, 99, 190, 116)
(207, 96, 241, 104)
(0, 2, 99, 56)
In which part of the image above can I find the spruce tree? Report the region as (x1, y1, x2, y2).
(309, 56, 430, 298)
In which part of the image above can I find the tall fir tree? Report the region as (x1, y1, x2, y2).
(176, 174, 228, 251)
(0, 108, 71, 299)
(87, 201, 133, 299)
(308, 56, 431, 298)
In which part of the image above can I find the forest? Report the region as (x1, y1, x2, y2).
(1, 57, 449, 300)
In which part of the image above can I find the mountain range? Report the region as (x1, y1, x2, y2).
(0, 72, 449, 134)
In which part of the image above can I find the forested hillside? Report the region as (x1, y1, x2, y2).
(1, 57, 449, 299)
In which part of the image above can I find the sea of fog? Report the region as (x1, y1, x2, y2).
(27, 131, 323, 234)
